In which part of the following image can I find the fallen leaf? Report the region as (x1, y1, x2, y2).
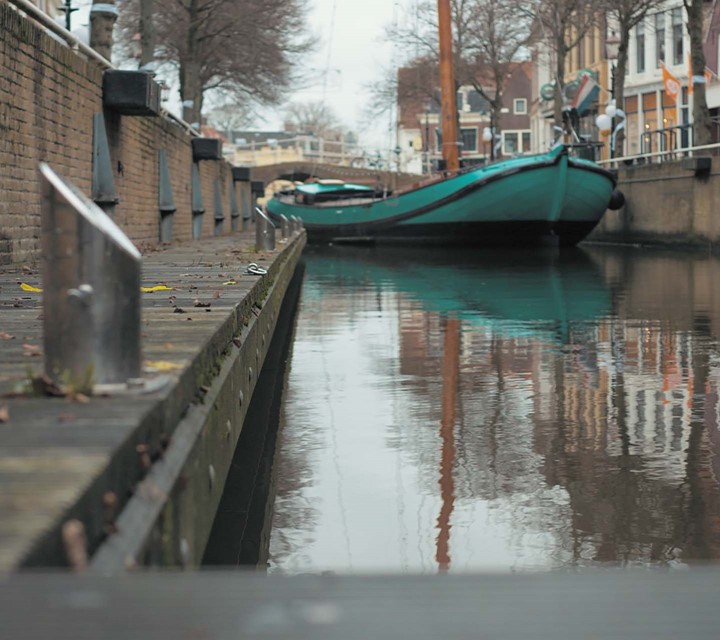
(212, 290, 221, 299)
(193, 300, 211, 308)
(0, 405, 9, 423)
(22, 343, 42, 357)
(173, 307, 186, 314)
(222, 280, 237, 286)
(0, 332, 14, 340)
(141, 285, 174, 293)
(19, 283, 43, 293)
(145, 360, 183, 372)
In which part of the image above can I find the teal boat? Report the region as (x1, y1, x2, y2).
(266, 145, 622, 247)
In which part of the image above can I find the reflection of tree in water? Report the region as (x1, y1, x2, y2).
(268, 392, 323, 572)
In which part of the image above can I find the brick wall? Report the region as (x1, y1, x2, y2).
(0, 3, 237, 265)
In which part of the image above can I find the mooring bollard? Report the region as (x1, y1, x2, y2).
(280, 214, 290, 240)
(40, 163, 142, 386)
(291, 215, 302, 234)
(295, 215, 305, 234)
(255, 207, 276, 251)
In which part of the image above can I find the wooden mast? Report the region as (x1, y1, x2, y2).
(437, 0, 460, 172)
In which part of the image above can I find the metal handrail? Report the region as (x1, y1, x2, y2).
(8, 0, 111, 67)
(7, 0, 199, 137)
(597, 141, 720, 167)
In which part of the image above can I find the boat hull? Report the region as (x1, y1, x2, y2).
(266, 147, 616, 247)
(298, 220, 599, 246)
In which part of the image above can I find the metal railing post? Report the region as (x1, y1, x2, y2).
(255, 207, 275, 251)
(40, 164, 142, 386)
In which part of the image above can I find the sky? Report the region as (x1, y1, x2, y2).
(257, 0, 407, 151)
(70, 0, 409, 151)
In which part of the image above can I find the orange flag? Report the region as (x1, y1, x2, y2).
(661, 61, 681, 99)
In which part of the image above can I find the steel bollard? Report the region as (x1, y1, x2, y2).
(255, 207, 276, 251)
(39, 163, 142, 386)
(280, 214, 290, 239)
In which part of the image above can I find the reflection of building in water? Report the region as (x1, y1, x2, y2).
(394, 290, 720, 566)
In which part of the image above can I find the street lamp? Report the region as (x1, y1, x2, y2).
(605, 31, 621, 157)
(482, 126, 493, 162)
(58, 0, 78, 30)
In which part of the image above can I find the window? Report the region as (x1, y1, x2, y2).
(502, 132, 519, 156)
(514, 98, 527, 115)
(655, 12, 665, 67)
(468, 90, 490, 113)
(672, 8, 683, 65)
(456, 92, 464, 112)
(636, 21, 646, 72)
(461, 128, 478, 152)
(501, 130, 531, 156)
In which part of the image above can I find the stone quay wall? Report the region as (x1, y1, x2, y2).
(589, 157, 720, 250)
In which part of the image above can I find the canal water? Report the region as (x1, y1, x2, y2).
(267, 245, 720, 573)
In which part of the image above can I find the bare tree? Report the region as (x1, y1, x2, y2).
(462, 0, 532, 137)
(602, 0, 665, 154)
(529, 0, 598, 127)
(117, 0, 315, 125)
(206, 102, 253, 139)
(283, 101, 342, 139)
(684, 0, 712, 145)
(385, 0, 531, 132)
(366, 58, 440, 123)
(138, 0, 155, 66)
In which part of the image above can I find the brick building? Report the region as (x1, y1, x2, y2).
(396, 61, 533, 173)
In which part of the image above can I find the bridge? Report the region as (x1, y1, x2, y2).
(249, 161, 423, 190)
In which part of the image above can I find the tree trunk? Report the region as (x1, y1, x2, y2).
(89, 0, 118, 62)
(181, 0, 202, 126)
(613, 28, 630, 156)
(554, 39, 566, 131)
(492, 102, 502, 156)
(139, 0, 156, 67)
(686, 0, 712, 146)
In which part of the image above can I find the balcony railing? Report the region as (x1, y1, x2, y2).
(640, 124, 694, 159)
(228, 136, 363, 167)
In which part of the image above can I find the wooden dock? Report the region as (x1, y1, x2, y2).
(0, 231, 305, 571)
(0, 569, 719, 639)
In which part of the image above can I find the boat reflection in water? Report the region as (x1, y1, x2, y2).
(299, 246, 610, 342)
(268, 245, 720, 574)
